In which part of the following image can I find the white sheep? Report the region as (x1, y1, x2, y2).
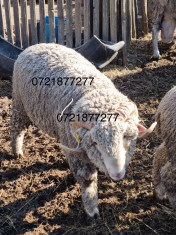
(149, 0, 176, 59)
(153, 86, 176, 208)
(11, 43, 155, 218)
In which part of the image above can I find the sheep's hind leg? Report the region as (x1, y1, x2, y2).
(11, 99, 31, 158)
(160, 162, 176, 209)
(67, 156, 99, 218)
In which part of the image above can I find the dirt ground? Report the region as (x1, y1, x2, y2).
(0, 34, 176, 235)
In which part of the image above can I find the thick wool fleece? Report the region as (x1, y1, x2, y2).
(154, 86, 176, 208)
(12, 43, 140, 217)
(12, 43, 138, 172)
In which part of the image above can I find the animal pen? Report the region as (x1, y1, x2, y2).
(0, 0, 148, 65)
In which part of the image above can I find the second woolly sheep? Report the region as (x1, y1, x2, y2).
(153, 86, 176, 208)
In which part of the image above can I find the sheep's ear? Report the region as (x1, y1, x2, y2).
(138, 122, 157, 139)
(59, 144, 85, 154)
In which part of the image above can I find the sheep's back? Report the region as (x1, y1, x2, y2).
(12, 43, 116, 139)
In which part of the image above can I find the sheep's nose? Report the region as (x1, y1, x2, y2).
(109, 172, 124, 181)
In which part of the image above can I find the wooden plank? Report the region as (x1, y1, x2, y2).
(0, 0, 4, 37)
(29, 0, 38, 44)
(121, 0, 127, 65)
(66, 0, 72, 47)
(93, 0, 99, 37)
(12, 0, 21, 47)
(57, 0, 64, 45)
(39, 0, 46, 43)
(48, 0, 55, 43)
(110, 0, 117, 43)
(4, 0, 13, 43)
(75, 0, 81, 47)
(142, 0, 148, 35)
(126, 0, 131, 46)
(21, 0, 29, 48)
(131, 0, 136, 38)
(84, 0, 91, 43)
(102, 0, 109, 41)
(136, 0, 143, 38)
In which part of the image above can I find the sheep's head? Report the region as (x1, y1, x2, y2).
(60, 102, 156, 181)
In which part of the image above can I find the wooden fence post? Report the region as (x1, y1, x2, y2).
(29, 0, 38, 45)
(136, 0, 143, 38)
(66, 0, 73, 47)
(121, 0, 127, 66)
(57, 0, 64, 45)
(102, 0, 109, 41)
(110, 0, 117, 43)
(84, 0, 91, 43)
(75, 0, 82, 47)
(0, 0, 4, 37)
(39, 0, 46, 43)
(48, 0, 55, 43)
(142, 0, 148, 35)
(131, 0, 136, 38)
(21, 0, 29, 48)
(4, 0, 13, 43)
(126, 0, 131, 47)
(12, 0, 21, 47)
(93, 0, 100, 37)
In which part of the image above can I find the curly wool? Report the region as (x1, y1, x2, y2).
(154, 86, 176, 208)
(12, 43, 138, 170)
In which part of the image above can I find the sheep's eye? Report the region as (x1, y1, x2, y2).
(93, 142, 98, 145)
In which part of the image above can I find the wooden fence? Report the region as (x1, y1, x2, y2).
(0, 0, 148, 65)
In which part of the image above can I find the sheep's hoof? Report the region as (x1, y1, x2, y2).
(86, 207, 100, 219)
(16, 151, 24, 158)
(152, 54, 162, 60)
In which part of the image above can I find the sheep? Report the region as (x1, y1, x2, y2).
(11, 43, 155, 218)
(148, 0, 176, 59)
(153, 86, 176, 208)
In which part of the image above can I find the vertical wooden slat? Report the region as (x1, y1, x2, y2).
(12, 0, 21, 47)
(134, 0, 138, 38)
(75, 0, 81, 47)
(84, 0, 91, 43)
(126, 0, 131, 46)
(4, 0, 13, 43)
(110, 0, 117, 43)
(48, 0, 55, 43)
(0, 0, 4, 37)
(142, 0, 148, 35)
(57, 0, 64, 45)
(121, 0, 127, 65)
(21, 0, 29, 48)
(39, 0, 46, 43)
(102, 0, 109, 41)
(131, 0, 136, 38)
(29, 0, 38, 44)
(136, 0, 143, 38)
(66, 0, 72, 47)
(93, 0, 99, 37)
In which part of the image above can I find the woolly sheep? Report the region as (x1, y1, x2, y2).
(153, 86, 176, 208)
(11, 43, 155, 218)
(149, 0, 176, 59)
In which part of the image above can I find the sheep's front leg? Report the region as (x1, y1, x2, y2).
(67, 156, 99, 218)
(152, 24, 161, 60)
(153, 143, 167, 200)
